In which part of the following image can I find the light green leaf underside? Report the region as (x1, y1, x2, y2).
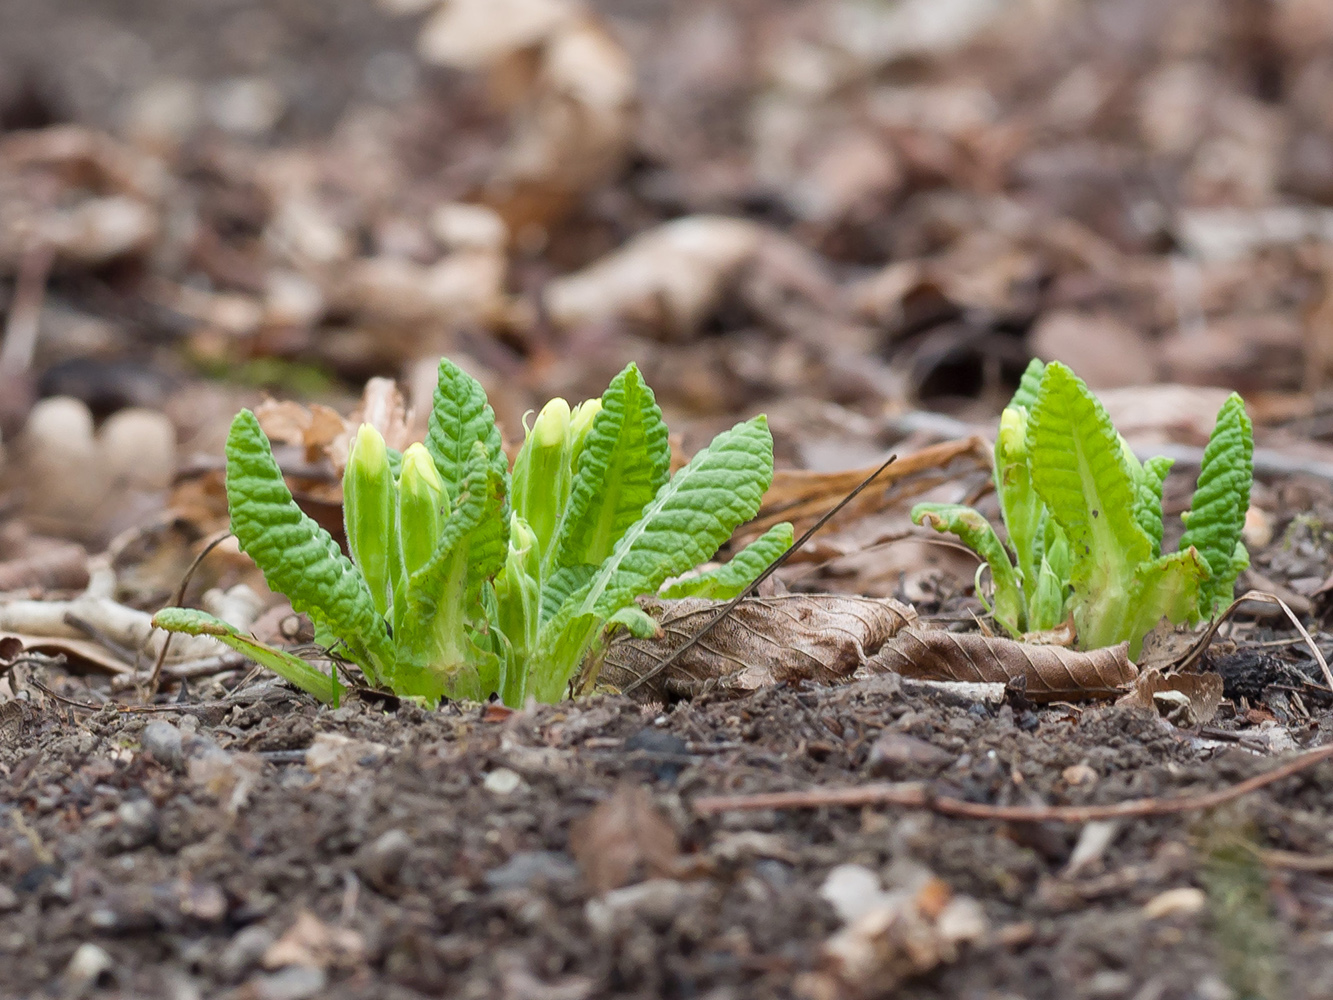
(225, 409, 392, 684)
(550, 363, 671, 573)
(1028, 362, 1150, 644)
(1123, 547, 1210, 659)
(152, 607, 340, 704)
(661, 522, 794, 600)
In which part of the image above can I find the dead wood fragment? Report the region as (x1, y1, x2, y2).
(601, 595, 918, 702)
(865, 628, 1136, 702)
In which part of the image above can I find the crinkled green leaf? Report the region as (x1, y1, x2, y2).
(1179, 393, 1253, 616)
(425, 358, 508, 499)
(535, 416, 774, 699)
(912, 503, 1024, 637)
(1123, 546, 1211, 658)
(541, 564, 596, 624)
(225, 410, 392, 685)
(660, 522, 793, 600)
(397, 441, 506, 698)
(1134, 455, 1174, 558)
(548, 363, 670, 574)
(1028, 362, 1151, 650)
(152, 607, 340, 704)
(1010, 358, 1046, 412)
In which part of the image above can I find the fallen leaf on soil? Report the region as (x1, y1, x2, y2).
(263, 910, 366, 971)
(753, 436, 991, 535)
(599, 595, 918, 701)
(569, 784, 681, 894)
(1119, 668, 1224, 727)
(865, 628, 1136, 702)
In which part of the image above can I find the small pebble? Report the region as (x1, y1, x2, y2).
(483, 768, 523, 795)
(484, 851, 580, 892)
(113, 798, 158, 851)
(0, 884, 18, 912)
(251, 965, 327, 1000)
(141, 720, 184, 772)
(63, 942, 114, 996)
(356, 829, 413, 889)
(217, 924, 276, 983)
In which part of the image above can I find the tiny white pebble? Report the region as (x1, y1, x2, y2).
(483, 768, 523, 795)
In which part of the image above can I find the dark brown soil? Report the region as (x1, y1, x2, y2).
(4, 672, 1333, 1000)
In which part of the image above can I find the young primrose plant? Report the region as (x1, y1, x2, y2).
(912, 360, 1253, 658)
(153, 360, 793, 706)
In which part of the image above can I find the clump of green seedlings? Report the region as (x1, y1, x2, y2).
(154, 360, 791, 706)
(913, 360, 1253, 657)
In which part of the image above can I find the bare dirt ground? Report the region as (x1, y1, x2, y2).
(6, 0, 1333, 998)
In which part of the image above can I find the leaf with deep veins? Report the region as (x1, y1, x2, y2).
(549, 364, 670, 574)
(661, 522, 794, 600)
(1028, 363, 1151, 649)
(1179, 393, 1253, 615)
(225, 410, 393, 684)
(425, 359, 508, 499)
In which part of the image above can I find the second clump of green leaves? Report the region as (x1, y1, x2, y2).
(155, 360, 792, 706)
(913, 360, 1253, 658)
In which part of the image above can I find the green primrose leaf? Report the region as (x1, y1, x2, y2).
(152, 607, 341, 705)
(344, 423, 396, 618)
(541, 564, 596, 624)
(1010, 357, 1047, 412)
(993, 406, 1045, 609)
(225, 410, 393, 685)
(912, 503, 1024, 637)
(606, 605, 662, 639)
(398, 441, 506, 699)
(534, 415, 774, 700)
(425, 358, 508, 499)
(660, 522, 794, 600)
(512, 397, 572, 562)
(1134, 455, 1174, 558)
(1121, 546, 1211, 658)
(548, 363, 671, 574)
(1178, 393, 1254, 616)
(1028, 362, 1152, 650)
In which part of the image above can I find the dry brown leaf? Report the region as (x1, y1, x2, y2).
(600, 595, 918, 702)
(753, 436, 991, 535)
(570, 785, 681, 894)
(1118, 668, 1224, 726)
(866, 628, 1136, 702)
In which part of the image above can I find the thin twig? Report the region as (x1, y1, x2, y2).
(145, 530, 234, 699)
(619, 454, 897, 696)
(692, 741, 1333, 822)
(0, 242, 54, 375)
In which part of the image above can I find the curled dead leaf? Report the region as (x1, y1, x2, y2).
(866, 628, 1137, 702)
(600, 595, 917, 702)
(1119, 668, 1224, 726)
